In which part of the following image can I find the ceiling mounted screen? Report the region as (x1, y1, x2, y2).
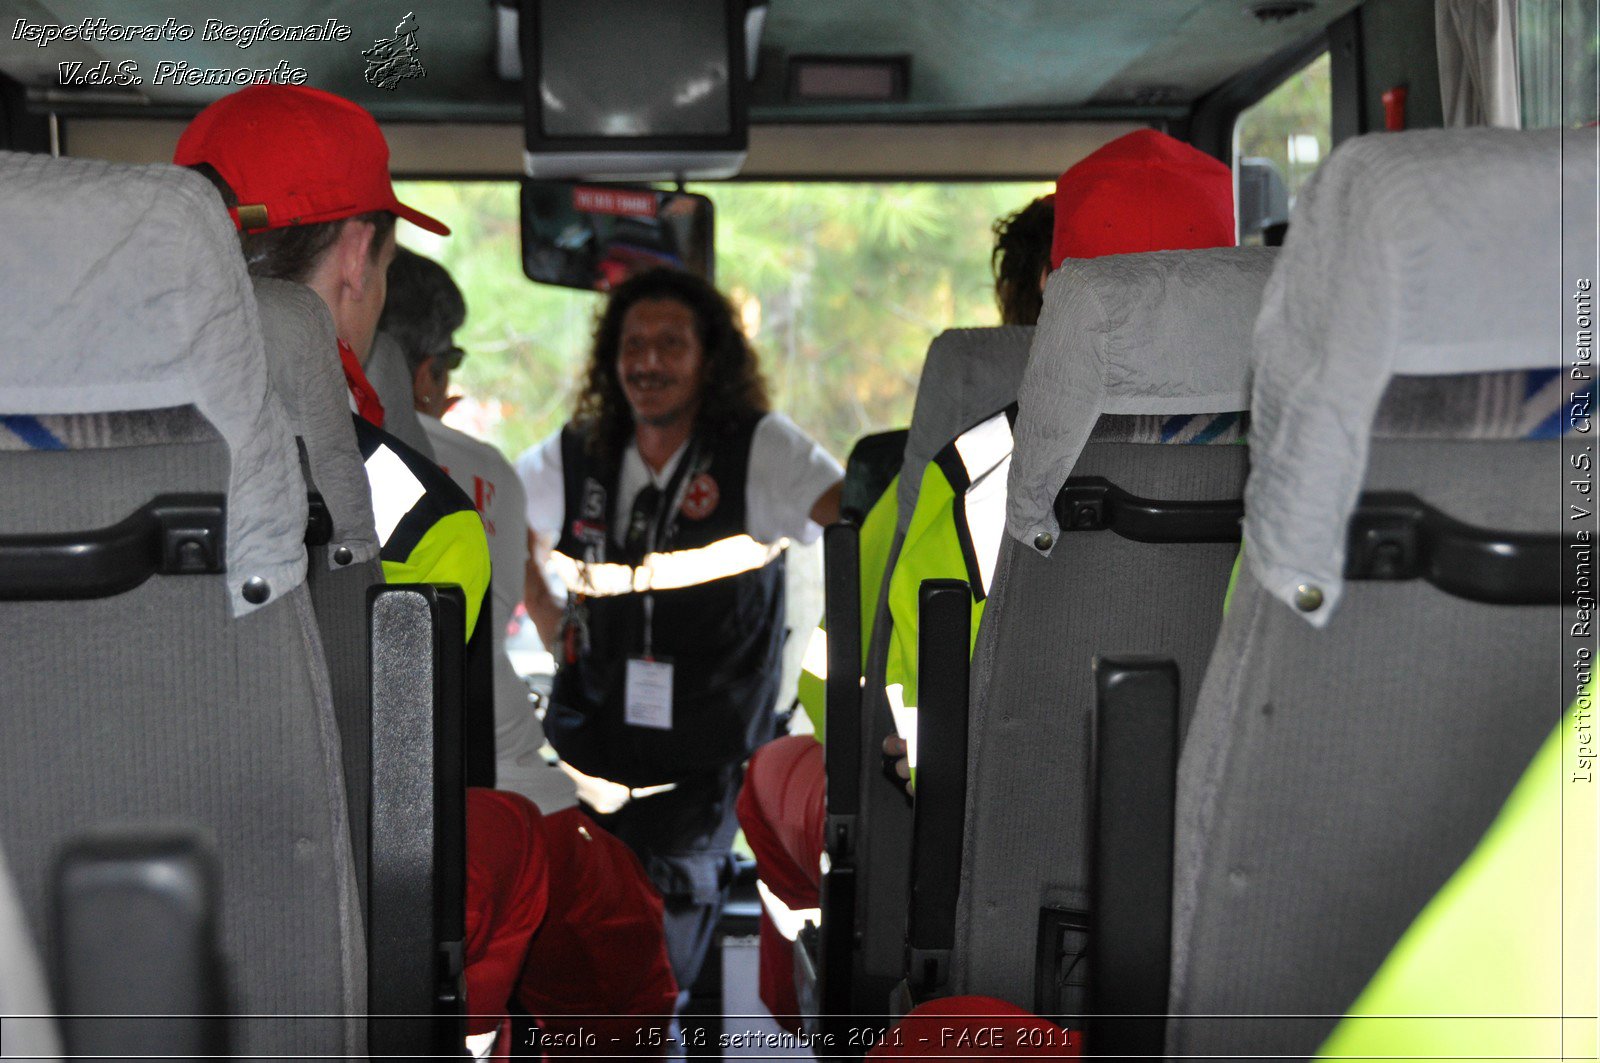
(537, 0, 732, 138)
(522, 0, 748, 178)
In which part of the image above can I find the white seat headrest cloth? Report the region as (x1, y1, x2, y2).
(1244, 127, 1595, 626)
(1008, 246, 1276, 551)
(0, 151, 306, 616)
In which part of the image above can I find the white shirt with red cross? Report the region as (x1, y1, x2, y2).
(517, 411, 843, 549)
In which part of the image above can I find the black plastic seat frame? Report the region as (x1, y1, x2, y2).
(1080, 483, 1574, 1058)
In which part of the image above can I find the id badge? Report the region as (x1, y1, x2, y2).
(625, 657, 674, 730)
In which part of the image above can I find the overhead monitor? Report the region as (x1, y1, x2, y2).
(521, 181, 715, 292)
(520, 0, 749, 180)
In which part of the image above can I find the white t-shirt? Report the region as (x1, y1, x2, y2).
(516, 412, 844, 547)
(421, 414, 577, 812)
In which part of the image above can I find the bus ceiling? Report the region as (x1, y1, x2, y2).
(0, 0, 1418, 177)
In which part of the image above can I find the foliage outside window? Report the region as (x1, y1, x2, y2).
(1234, 50, 1332, 231)
(394, 181, 1050, 464)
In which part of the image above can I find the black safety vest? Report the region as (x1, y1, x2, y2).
(547, 414, 787, 787)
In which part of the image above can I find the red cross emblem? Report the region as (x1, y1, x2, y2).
(681, 472, 720, 521)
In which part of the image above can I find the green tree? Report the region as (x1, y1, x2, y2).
(393, 180, 1050, 463)
(1237, 52, 1332, 205)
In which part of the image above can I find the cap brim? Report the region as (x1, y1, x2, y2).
(392, 198, 450, 236)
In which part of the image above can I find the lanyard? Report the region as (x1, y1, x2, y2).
(639, 437, 701, 659)
(337, 339, 386, 428)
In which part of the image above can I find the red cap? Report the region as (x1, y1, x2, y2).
(174, 85, 448, 236)
(1051, 129, 1233, 267)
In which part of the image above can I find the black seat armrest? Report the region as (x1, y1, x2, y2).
(820, 520, 863, 1033)
(903, 578, 972, 999)
(368, 583, 468, 1058)
(1087, 656, 1180, 1056)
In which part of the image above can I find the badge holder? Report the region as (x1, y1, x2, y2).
(623, 445, 701, 733)
(626, 596, 674, 730)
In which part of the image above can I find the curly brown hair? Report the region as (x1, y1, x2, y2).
(574, 268, 770, 465)
(991, 193, 1055, 326)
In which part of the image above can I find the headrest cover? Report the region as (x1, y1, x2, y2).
(0, 151, 306, 616)
(1052, 129, 1236, 267)
(1007, 247, 1277, 550)
(253, 278, 380, 569)
(900, 326, 1033, 525)
(1244, 127, 1596, 626)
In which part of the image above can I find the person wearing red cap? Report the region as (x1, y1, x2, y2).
(175, 85, 495, 645)
(176, 84, 676, 1053)
(878, 125, 1234, 785)
(735, 128, 1234, 1039)
(1049, 127, 1234, 261)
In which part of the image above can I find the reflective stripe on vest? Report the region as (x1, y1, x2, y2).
(756, 879, 821, 943)
(364, 443, 427, 544)
(353, 416, 491, 641)
(955, 414, 1013, 598)
(550, 533, 787, 597)
(943, 408, 1015, 601)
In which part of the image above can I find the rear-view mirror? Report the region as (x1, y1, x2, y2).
(520, 180, 715, 291)
(1238, 157, 1291, 246)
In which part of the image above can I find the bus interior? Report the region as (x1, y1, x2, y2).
(0, 0, 1596, 1059)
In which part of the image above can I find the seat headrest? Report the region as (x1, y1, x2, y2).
(1007, 246, 1276, 552)
(901, 326, 1033, 525)
(364, 332, 438, 461)
(253, 278, 380, 569)
(0, 151, 306, 616)
(1243, 126, 1596, 626)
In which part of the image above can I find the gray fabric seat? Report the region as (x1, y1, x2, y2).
(256, 277, 385, 917)
(366, 331, 437, 460)
(1166, 127, 1593, 1058)
(256, 281, 480, 1054)
(852, 326, 1034, 989)
(948, 248, 1276, 1007)
(0, 153, 363, 1058)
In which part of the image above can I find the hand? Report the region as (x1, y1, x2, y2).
(882, 733, 913, 795)
(809, 479, 843, 528)
(523, 530, 564, 650)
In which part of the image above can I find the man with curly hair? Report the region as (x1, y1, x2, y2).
(517, 267, 843, 993)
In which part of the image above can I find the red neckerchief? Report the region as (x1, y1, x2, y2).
(338, 338, 386, 428)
